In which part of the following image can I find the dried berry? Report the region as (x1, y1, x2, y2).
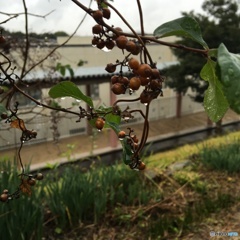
(105, 39, 115, 50)
(150, 79, 162, 90)
(96, 39, 105, 49)
(138, 64, 152, 78)
(115, 35, 128, 49)
(0, 193, 8, 202)
(118, 76, 129, 86)
(105, 63, 116, 73)
(131, 135, 139, 143)
(125, 40, 136, 53)
(131, 43, 141, 55)
(129, 76, 141, 90)
(128, 58, 140, 70)
(92, 24, 103, 35)
(138, 161, 146, 170)
(111, 75, 119, 84)
(140, 76, 150, 86)
(112, 27, 123, 40)
(151, 68, 161, 79)
(35, 173, 44, 181)
(118, 131, 126, 140)
(111, 83, 126, 95)
(27, 178, 36, 186)
(95, 117, 105, 130)
(92, 37, 99, 46)
(140, 91, 152, 105)
(102, 8, 111, 19)
(92, 10, 103, 22)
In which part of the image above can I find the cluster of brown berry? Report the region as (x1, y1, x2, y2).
(0, 173, 43, 203)
(90, 4, 164, 170)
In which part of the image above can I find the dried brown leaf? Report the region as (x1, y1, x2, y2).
(19, 179, 32, 196)
(10, 119, 26, 131)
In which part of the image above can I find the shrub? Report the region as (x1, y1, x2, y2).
(200, 139, 240, 173)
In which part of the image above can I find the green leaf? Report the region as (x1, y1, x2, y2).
(153, 17, 208, 49)
(200, 59, 229, 122)
(67, 67, 74, 78)
(59, 66, 65, 77)
(217, 43, 240, 114)
(49, 81, 93, 108)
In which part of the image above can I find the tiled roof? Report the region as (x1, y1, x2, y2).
(21, 61, 178, 83)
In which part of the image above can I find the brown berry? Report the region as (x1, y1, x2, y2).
(111, 75, 119, 84)
(111, 83, 126, 95)
(116, 35, 128, 49)
(92, 37, 99, 46)
(3, 189, 9, 194)
(30, 130, 37, 138)
(129, 77, 141, 90)
(138, 161, 146, 170)
(92, 10, 103, 22)
(0, 193, 8, 202)
(140, 91, 152, 105)
(105, 39, 115, 50)
(128, 58, 140, 70)
(140, 77, 150, 86)
(118, 76, 129, 86)
(131, 43, 141, 55)
(96, 39, 105, 49)
(138, 64, 152, 78)
(102, 8, 111, 19)
(131, 135, 139, 143)
(118, 131, 126, 139)
(27, 178, 36, 186)
(95, 117, 105, 130)
(151, 68, 161, 79)
(92, 24, 103, 34)
(105, 63, 116, 73)
(35, 173, 44, 181)
(150, 79, 162, 90)
(112, 27, 123, 40)
(125, 40, 136, 53)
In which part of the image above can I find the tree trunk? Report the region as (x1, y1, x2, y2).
(176, 91, 182, 118)
(215, 118, 223, 135)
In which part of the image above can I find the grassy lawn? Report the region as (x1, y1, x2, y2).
(1, 130, 240, 239)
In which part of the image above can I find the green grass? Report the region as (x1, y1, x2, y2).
(200, 139, 240, 173)
(147, 131, 240, 170)
(1, 130, 240, 239)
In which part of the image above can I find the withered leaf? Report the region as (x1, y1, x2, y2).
(19, 179, 32, 196)
(10, 119, 26, 131)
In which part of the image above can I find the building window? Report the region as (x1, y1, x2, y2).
(90, 84, 99, 100)
(15, 87, 42, 107)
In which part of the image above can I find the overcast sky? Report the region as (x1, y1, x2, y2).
(0, 0, 205, 36)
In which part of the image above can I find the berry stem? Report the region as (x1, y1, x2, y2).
(136, 0, 147, 63)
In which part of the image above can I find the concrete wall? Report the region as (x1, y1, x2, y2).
(0, 35, 204, 150)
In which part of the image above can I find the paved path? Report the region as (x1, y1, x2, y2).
(1, 110, 239, 170)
